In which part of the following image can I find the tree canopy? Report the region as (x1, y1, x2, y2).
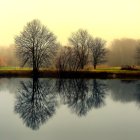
(15, 19, 58, 73)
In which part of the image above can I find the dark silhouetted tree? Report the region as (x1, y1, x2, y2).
(68, 29, 92, 69)
(56, 46, 79, 71)
(90, 38, 107, 69)
(15, 19, 58, 74)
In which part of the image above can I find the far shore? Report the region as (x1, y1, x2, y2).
(0, 69, 140, 79)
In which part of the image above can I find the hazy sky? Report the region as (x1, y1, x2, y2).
(0, 0, 140, 46)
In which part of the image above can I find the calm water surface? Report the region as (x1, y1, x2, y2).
(0, 78, 140, 140)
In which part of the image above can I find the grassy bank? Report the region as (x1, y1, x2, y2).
(0, 68, 140, 78)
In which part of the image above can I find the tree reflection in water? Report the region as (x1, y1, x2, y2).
(15, 77, 57, 130)
(89, 79, 108, 108)
(56, 79, 107, 116)
(110, 80, 140, 104)
(135, 82, 140, 105)
(14, 78, 108, 130)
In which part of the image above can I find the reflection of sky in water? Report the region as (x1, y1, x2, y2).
(0, 78, 140, 140)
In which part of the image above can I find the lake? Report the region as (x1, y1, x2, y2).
(0, 78, 140, 140)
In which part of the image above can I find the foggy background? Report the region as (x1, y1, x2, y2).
(0, 45, 19, 67)
(0, 38, 140, 67)
(108, 38, 140, 66)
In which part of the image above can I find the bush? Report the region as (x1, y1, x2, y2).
(121, 65, 136, 70)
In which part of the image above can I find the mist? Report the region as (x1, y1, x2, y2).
(1, 38, 140, 68)
(0, 45, 19, 67)
(108, 38, 140, 66)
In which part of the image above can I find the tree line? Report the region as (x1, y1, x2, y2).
(8, 19, 140, 72)
(15, 19, 107, 73)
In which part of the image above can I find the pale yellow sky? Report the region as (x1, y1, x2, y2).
(0, 0, 140, 46)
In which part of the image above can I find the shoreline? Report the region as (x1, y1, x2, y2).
(0, 69, 140, 79)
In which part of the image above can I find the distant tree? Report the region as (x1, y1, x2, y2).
(108, 38, 139, 66)
(90, 38, 107, 69)
(15, 19, 58, 74)
(68, 29, 92, 69)
(0, 45, 19, 67)
(135, 44, 140, 65)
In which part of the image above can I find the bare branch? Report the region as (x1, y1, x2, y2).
(15, 19, 58, 72)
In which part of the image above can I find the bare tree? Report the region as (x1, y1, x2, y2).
(90, 38, 107, 69)
(68, 29, 92, 69)
(56, 46, 79, 71)
(15, 19, 58, 74)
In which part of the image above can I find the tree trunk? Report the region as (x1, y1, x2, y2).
(33, 67, 39, 76)
(32, 45, 39, 77)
